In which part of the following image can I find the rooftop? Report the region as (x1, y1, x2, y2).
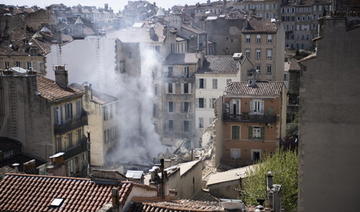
(37, 76, 83, 102)
(225, 81, 284, 97)
(129, 200, 224, 212)
(164, 53, 199, 65)
(198, 55, 238, 74)
(207, 164, 258, 186)
(0, 173, 136, 212)
(242, 17, 278, 34)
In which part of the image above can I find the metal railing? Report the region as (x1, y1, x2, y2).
(223, 112, 277, 123)
(54, 112, 88, 134)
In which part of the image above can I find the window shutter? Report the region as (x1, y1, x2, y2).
(204, 78, 207, 89)
(196, 98, 199, 108)
(181, 83, 184, 94)
(260, 101, 264, 113)
(204, 98, 207, 108)
(250, 101, 255, 112)
(166, 83, 169, 93)
(189, 83, 192, 94)
(261, 127, 265, 139)
(181, 102, 184, 112)
(248, 126, 253, 139)
(172, 83, 176, 94)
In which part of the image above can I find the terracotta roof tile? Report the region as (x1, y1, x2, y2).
(129, 200, 224, 212)
(225, 81, 284, 96)
(36, 76, 83, 102)
(0, 173, 135, 212)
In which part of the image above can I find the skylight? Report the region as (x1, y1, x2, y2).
(50, 198, 64, 207)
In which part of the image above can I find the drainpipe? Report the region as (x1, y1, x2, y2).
(159, 158, 165, 200)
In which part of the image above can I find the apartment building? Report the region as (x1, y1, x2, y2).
(281, 0, 331, 50)
(161, 53, 202, 146)
(0, 65, 89, 177)
(215, 81, 286, 167)
(231, 0, 280, 20)
(298, 15, 360, 212)
(241, 17, 285, 81)
(195, 55, 240, 144)
(71, 83, 119, 167)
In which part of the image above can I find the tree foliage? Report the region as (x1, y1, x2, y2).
(242, 151, 298, 212)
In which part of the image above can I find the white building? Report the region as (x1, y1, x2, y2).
(195, 55, 242, 144)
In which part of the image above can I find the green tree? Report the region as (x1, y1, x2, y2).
(242, 151, 298, 211)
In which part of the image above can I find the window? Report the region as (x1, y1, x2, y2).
(198, 98, 205, 108)
(56, 137, 62, 151)
(168, 120, 174, 130)
(4, 61, 9, 68)
(210, 98, 216, 108)
(167, 83, 174, 94)
(252, 127, 263, 139)
(184, 66, 190, 78)
(212, 79, 218, 89)
(267, 34, 272, 43)
(245, 34, 250, 43)
(54, 106, 62, 125)
(252, 150, 261, 161)
(15, 61, 20, 67)
(168, 101, 174, 112)
(198, 117, 204, 128)
(167, 67, 173, 77)
(256, 34, 261, 43)
(183, 83, 190, 94)
(199, 78, 205, 89)
(231, 126, 240, 139)
(267, 49, 272, 60)
(68, 133, 73, 149)
(256, 64, 261, 72)
(184, 121, 190, 132)
(256, 49, 261, 60)
(230, 99, 240, 115)
(266, 65, 272, 74)
(251, 100, 264, 114)
(230, 148, 241, 159)
(65, 103, 73, 120)
(245, 49, 250, 58)
(182, 102, 190, 113)
(26, 62, 32, 70)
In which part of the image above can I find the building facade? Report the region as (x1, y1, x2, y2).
(161, 53, 202, 146)
(215, 81, 287, 167)
(298, 15, 360, 212)
(0, 66, 89, 177)
(241, 17, 285, 81)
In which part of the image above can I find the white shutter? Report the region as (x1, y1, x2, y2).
(166, 83, 169, 94)
(204, 78, 207, 89)
(250, 100, 255, 112)
(189, 83, 192, 94)
(196, 98, 199, 108)
(204, 98, 207, 109)
(181, 83, 184, 94)
(260, 101, 264, 113)
(172, 83, 176, 94)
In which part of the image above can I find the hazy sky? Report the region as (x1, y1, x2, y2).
(2, 0, 208, 11)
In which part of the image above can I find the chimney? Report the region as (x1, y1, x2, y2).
(47, 152, 67, 176)
(266, 171, 273, 190)
(112, 188, 120, 212)
(54, 65, 68, 88)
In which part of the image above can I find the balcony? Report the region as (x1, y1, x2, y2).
(63, 137, 88, 160)
(54, 112, 88, 135)
(223, 112, 277, 123)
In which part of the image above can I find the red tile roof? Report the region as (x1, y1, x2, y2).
(0, 173, 133, 212)
(129, 200, 224, 212)
(225, 81, 284, 97)
(37, 76, 83, 102)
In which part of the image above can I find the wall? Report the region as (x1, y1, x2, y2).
(0, 55, 46, 74)
(298, 17, 360, 212)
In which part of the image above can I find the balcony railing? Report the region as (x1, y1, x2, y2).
(54, 112, 88, 135)
(223, 112, 277, 123)
(63, 137, 88, 160)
